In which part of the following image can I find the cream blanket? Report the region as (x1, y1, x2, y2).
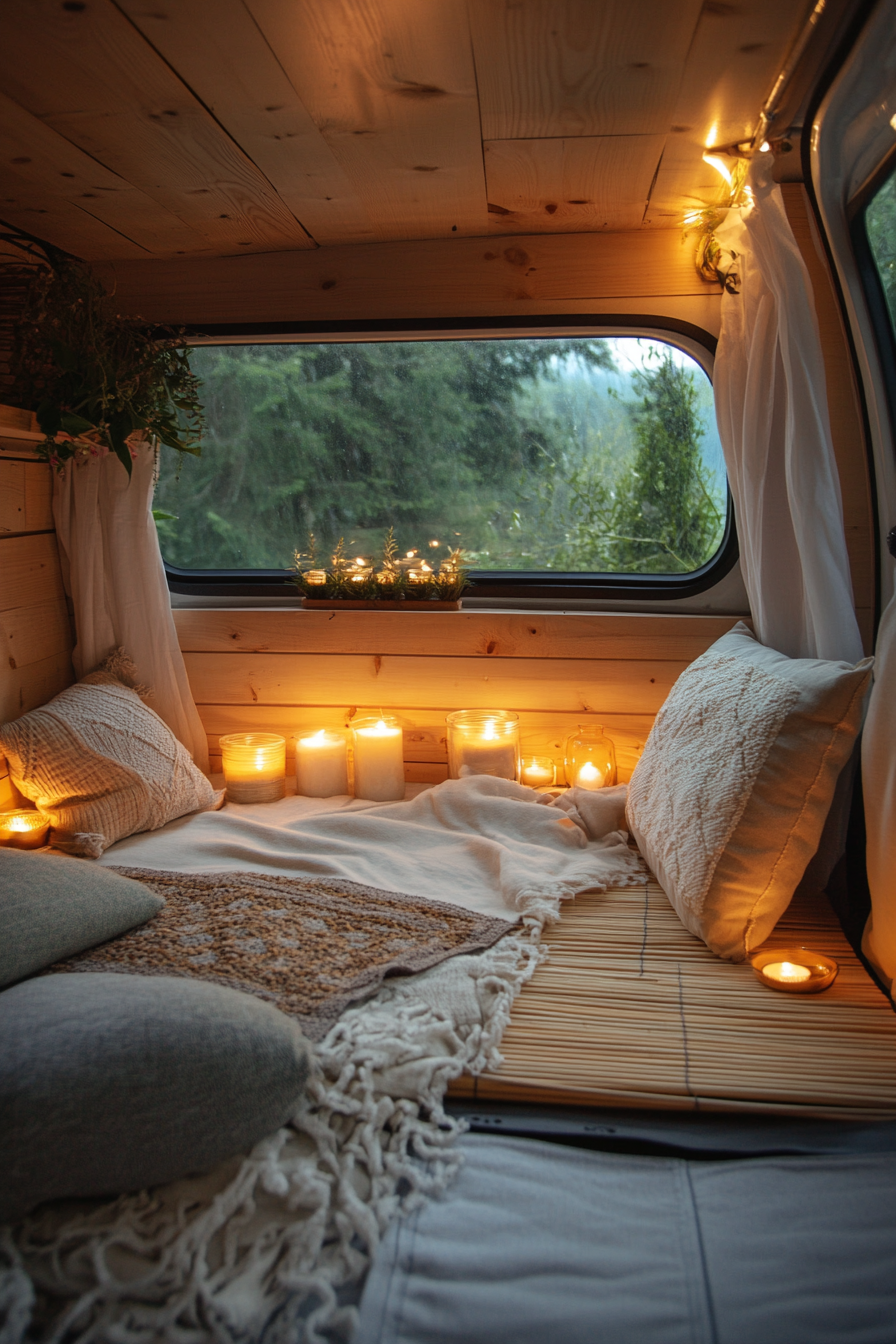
(98, 776, 643, 924)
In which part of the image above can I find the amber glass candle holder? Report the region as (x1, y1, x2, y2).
(447, 710, 520, 781)
(751, 946, 839, 994)
(564, 726, 617, 789)
(219, 733, 286, 803)
(0, 809, 50, 849)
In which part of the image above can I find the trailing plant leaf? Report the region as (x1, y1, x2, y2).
(10, 254, 205, 473)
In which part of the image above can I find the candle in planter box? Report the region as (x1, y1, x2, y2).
(219, 733, 286, 804)
(352, 717, 405, 801)
(447, 711, 520, 781)
(295, 729, 349, 797)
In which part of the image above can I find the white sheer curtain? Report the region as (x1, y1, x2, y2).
(712, 152, 866, 894)
(52, 442, 209, 772)
(713, 152, 864, 666)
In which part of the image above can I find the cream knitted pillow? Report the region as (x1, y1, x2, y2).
(0, 661, 221, 858)
(626, 623, 872, 961)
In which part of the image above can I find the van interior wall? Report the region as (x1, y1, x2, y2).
(0, 215, 876, 911)
(0, 415, 75, 809)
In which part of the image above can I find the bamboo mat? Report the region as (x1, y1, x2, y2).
(449, 880, 896, 1119)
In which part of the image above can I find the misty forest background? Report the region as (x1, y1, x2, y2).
(154, 335, 730, 576)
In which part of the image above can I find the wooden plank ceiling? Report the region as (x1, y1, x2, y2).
(0, 0, 811, 261)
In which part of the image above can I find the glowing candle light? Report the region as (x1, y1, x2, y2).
(447, 711, 520, 781)
(576, 761, 604, 790)
(352, 716, 405, 802)
(521, 756, 555, 788)
(0, 809, 50, 849)
(295, 729, 349, 798)
(763, 961, 812, 984)
(220, 733, 286, 804)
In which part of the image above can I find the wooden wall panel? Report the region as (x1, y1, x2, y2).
(782, 184, 877, 652)
(0, 460, 53, 535)
(178, 610, 741, 786)
(95, 228, 714, 328)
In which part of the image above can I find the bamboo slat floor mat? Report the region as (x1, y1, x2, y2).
(449, 880, 896, 1119)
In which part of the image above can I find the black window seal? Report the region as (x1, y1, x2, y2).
(163, 313, 738, 602)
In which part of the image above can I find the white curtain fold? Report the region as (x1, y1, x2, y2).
(862, 592, 896, 996)
(713, 153, 863, 666)
(52, 444, 209, 772)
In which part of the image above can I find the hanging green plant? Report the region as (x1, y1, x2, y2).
(10, 250, 204, 476)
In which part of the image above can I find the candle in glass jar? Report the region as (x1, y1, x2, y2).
(0, 809, 50, 849)
(521, 756, 555, 788)
(447, 710, 520, 781)
(576, 761, 605, 790)
(352, 717, 405, 802)
(219, 733, 286, 804)
(295, 729, 349, 797)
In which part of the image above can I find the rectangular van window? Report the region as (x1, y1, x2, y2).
(864, 164, 896, 339)
(155, 334, 728, 583)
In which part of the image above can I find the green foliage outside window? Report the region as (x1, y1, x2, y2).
(866, 167, 896, 333)
(154, 336, 726, 576)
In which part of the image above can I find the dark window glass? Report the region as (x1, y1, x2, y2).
(865, 165, 896, 337)
(155, 335, 727, 578)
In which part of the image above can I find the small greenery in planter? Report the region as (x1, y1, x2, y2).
(11, 254, 204, 475)
(293, 528, 468, 603)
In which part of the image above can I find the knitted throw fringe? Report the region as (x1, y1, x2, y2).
(0, 892, 563, 1344)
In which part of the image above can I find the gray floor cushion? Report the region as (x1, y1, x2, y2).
(357, 1133, 896, 1344)
(0, 848, 163, 987)
(0, 972, 312, 1223)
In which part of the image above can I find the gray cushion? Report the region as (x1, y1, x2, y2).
(0, 973, 312, 1222)
(0, 848, 164, 988)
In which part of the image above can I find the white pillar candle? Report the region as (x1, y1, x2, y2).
(295, 729, 349, 797)
(352, 717, 405, 802)
(576, 761, 605, 791)
(447, 710, 520, 781)
(220, 733, 286, 804)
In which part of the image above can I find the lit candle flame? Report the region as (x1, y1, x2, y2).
(766, 960, 811, 983)
(578, 762, 602, 786)
(483, 719, 497, 740)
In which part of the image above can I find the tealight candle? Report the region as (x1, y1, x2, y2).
(304, 569, 328, 586)
(520, 756, 555, 788)
(576, 761, 605, 790)
(352, 716, 405, 801)
(751, 946, 839, 994)
(295, 729, 349, 797)
(0, 809, 50, 849)
(219, 732, 286, 804)
(446, 710, 520, 781)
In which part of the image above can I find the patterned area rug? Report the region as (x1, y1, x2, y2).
(51, 867, 514, 1041)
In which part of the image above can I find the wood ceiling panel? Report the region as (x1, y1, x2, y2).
(0, 92, 206, 258)
(246, 0, 488, 240)
(644, 0, 809, 225)
(116, 0, 376, 247)
(471, 0, 704, 139)
(0, 0, 313, 257)
(484, 134, 665, 233)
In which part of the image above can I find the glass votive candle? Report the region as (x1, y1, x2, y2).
(0, 809, 50, 849)
(751, 946, 839, 994)
(295, 728, 349, 797)
(219, 732, 286, 804)
(447, 710, 520, 782)
(564, 725, 617, 790)
(520, 755, 555, 788)
(351, 716, 405, 802)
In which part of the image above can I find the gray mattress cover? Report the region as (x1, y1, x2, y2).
(356, 1132, 896, 1344)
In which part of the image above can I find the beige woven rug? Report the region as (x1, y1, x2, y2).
(53, 867, 513, 1041)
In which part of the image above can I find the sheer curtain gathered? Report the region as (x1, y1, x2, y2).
(712, 152, 866, 895)
(713, 152, 863, 666)
(52, 442, 209, 772)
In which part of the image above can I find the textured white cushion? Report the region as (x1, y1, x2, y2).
(0, 663, 221, 857)
(626, 623, 872, 961)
